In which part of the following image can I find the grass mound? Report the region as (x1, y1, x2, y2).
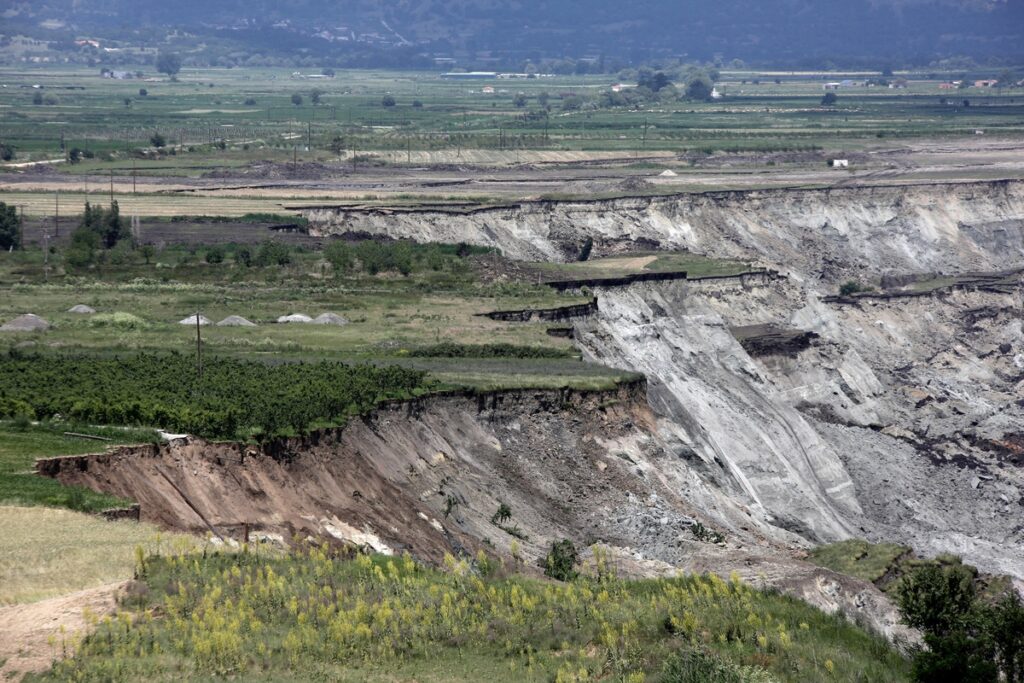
(42, 545, 909, 682)
(86, 312, 150, 330)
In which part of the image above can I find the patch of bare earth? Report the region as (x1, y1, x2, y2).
(0, 582, 124, 681)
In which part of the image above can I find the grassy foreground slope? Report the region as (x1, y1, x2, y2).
(0, 506, 202, 605)
(35, 546, 909, 682)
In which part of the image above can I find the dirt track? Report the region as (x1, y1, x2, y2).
(0, 582, 124, 681)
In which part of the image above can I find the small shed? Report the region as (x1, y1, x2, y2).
(831, 159, 849, 168)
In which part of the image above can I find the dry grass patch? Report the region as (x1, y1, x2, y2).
(0, 506, 202, 605)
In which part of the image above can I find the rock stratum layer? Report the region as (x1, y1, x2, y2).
(306, 180, 1024, 281)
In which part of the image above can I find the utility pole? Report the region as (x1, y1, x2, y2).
(307, 121, 312, 152)
(132, 158, 137, 194)
(42, 230, 50, 281)
(195, 311, 203, 381)
(109, 170, 114, 204)
(54, 191, 59, 239)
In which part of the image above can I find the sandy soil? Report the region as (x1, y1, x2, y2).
(0, 582, 124, 680)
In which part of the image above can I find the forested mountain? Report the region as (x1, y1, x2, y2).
(2, 0, 1021, 67)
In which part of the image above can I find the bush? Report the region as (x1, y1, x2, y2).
(544, 539, 579, 581)
(205, 245, 226, 264)
(254, 241, 291, 267)
(896, 562, 1024, 682)
(150, 132, 166, 148)
(839, 280, 864, 296)
(382, 94, 396, 107)
(235, 245, 253, 267)
(661, 649, 744, 683)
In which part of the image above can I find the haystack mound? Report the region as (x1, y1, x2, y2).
(217, 315, 257, 327)
(67, 304, 96, 314)
(179, 314, 211, 326)
(312, 312, 348, 326)
(277, 313, 313, 324)
(1, 314, 50, 332)
(658, 169, 678, 177)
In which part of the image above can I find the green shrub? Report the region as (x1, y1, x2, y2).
(205, 245, 225, 264)
(544, 539, 579, 581)
(839, 280, 863, 296)
(661, 649, 744, 683)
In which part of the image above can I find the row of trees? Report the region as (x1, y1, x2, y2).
(0, 201, 21, 251)
(65, 201, 131, 268)
(0, 352, 431, 439)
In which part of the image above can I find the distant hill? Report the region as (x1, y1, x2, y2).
(1, 0, 1022, 67)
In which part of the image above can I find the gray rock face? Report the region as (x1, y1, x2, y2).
(179, 314, 211, 326)
(67, 304, 96, 314)
(575, 276, 1024, 580)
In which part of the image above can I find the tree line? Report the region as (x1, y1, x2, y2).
(0, 352, 431, 439)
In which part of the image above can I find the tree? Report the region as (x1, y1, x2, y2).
(896, 562, 1024, 683)
(155, 52, 182, 77)
(638, 69, 672, 92)
(32, 92, 43, 106)
(0, 142, 13, 161)
(685, 73, 714, 101)
(150, 132, 166, 148)
(291, 93, 303, 107)
(140, 245, 156, 264)
(321, 68, 335, 77)
(0, 202, 21, 251)
(324, 241, 353, 274)
(310, 88, 322, 105)
(512, 93, 528, 108)
(412, 99, 423, 108)
(821, 91, 838, 106)
(381, 94, 396, 107)
(138, 88, 148, 97)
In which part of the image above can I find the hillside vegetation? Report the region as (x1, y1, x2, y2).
(37, 544, 910, 682)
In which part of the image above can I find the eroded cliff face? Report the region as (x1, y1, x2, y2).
(575, 276, 1024, 580)
(35, 383, 913, 638)
(305, 180, 1024, 282)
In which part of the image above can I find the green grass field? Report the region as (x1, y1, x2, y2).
(0, 421, 153, 513)
(2, 65, 1022, 179)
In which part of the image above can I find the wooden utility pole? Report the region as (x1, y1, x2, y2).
(54, 191, 59, 238)
(195, 311, 203, 380)
(132, 158, 137, 194)
(109, 170, 114, 204)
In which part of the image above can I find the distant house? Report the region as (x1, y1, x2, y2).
(481, 86, 495, 94)
(75, 39, 100, 49)
(710, 87, 722, 99)
(831, 159, 849, 168)
(100, 68, 134, 80)
(890, 79, 908, 89)
(974, 79, 998, 88)
(611, 83, 625, 93)
(823, 82, 841, 91)
(939, 82, 956, 90)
